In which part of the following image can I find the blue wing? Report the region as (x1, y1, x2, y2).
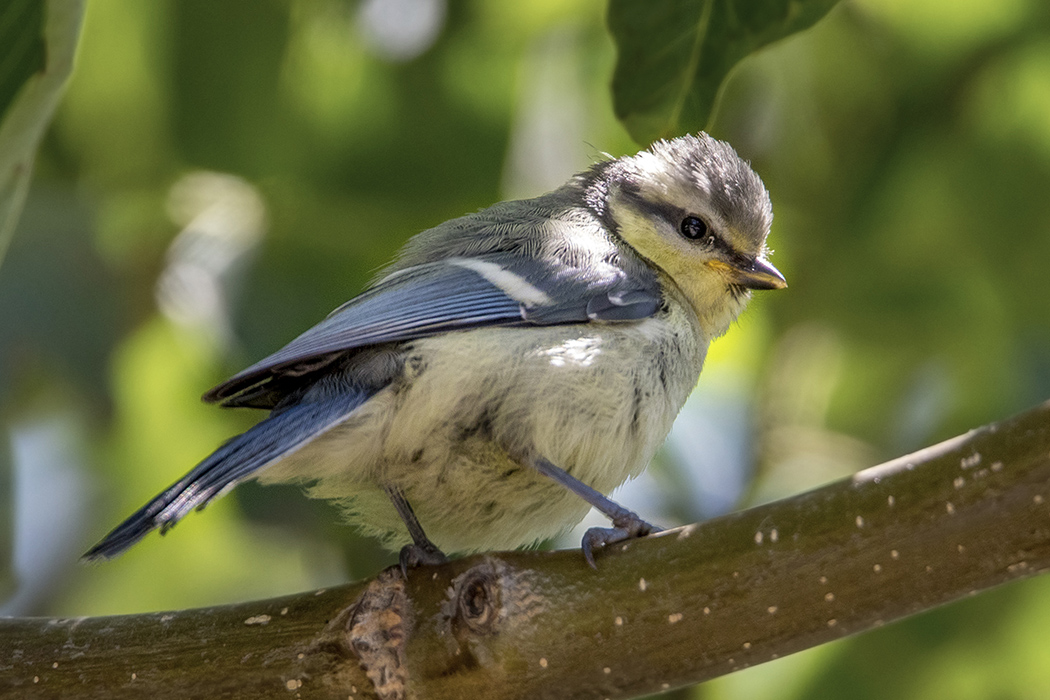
(83, 382, 373, 560)
(205, 253, 662, 408)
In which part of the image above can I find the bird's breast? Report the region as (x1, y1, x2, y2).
(263, 296, 709, 552)
(387, 296, 707, 489)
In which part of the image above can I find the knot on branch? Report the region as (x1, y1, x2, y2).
(439, 557, 547, 671)
(450, 563, 502, 636)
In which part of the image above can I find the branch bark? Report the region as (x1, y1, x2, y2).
(5, 400, 1050, 699)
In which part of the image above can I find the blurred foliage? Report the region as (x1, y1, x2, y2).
(0, 0, 85, 611)
(2, 0, 1050, 698)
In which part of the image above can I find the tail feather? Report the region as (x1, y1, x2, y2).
(83, 388, 371, 561)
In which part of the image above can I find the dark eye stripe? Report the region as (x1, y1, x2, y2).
(680, 215, 738, 259)
(618, 186, 683, 229)
(618, 187, 745, 262)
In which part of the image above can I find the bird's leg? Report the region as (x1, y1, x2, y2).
(529, 457, 661, 568)
(384, 484, 449, 574)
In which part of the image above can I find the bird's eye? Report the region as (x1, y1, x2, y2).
(680, 216, 710, 242)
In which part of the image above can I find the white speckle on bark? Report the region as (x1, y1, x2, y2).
(767, 606, 778, 614)
(615, 616, 624, 626)
(891, 550, 899, 559)
(754, 530, 764, 545)
(244, 615, 271, 626)
(638, 578, 647, 592)
(825, 593, 835, 602)
(953, 477, 965, 489)
(770, 528, 779, 543)
(668, 613, 683, 624)
(539, 657, 548, 668)
(855, 516, 865, 528)
(873, 564, 882, 573)
(945, 502, 956, 515)
(887, 495, 895, 507)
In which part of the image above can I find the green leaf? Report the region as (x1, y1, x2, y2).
(0, 0, 45, 123)
(0, 0, 85, 271)
(608, 0, 840, 144)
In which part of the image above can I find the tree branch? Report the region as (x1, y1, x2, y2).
(5, 400, 1050, 699)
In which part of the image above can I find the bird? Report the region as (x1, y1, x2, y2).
(84, 132, 786, 570)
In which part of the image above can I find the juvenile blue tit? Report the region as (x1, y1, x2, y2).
(85, 132, 785, 569)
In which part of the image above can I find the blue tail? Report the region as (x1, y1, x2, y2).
(83, 388, 370, 560)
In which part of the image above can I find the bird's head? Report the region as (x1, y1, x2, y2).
(604, 133, 785, 337)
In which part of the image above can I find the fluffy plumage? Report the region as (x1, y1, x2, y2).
(85, 132, 783, 561)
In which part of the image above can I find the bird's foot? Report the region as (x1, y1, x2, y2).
(581, 513, 662, 569)
(398, 542, 449, 577)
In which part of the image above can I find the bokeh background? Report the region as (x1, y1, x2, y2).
(4, 0, 1050, 698)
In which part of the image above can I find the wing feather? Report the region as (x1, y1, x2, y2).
(205, 253, 661, 407)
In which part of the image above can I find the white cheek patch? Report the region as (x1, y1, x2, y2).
(449, 257, 552, 307)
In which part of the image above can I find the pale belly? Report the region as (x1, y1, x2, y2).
(261, 306, 707, 553)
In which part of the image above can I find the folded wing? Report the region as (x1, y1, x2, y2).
(206, 253, 662, 408)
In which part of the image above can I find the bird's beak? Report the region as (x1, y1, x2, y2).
(707, 257, 787, 290)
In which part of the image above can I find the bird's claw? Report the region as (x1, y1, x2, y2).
(398, 542, 449, 577)
(581, 513, 662, 569)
